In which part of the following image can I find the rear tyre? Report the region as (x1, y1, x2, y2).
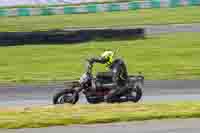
(53, 89, 79, 104)
(128, 85, 143, 102)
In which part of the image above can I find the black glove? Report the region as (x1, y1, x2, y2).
(86, 58, 95, 64)
(87, 57, 108, 64)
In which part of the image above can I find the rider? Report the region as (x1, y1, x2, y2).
(87, 49, 128, 103)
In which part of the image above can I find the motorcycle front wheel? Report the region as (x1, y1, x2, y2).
(53, 89, 79, 104)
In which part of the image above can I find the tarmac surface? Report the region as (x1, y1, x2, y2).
(144, 23, 200, 35)
(0, 80, 200, 107)
(64, 23, 200, 35)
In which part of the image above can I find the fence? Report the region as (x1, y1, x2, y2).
(0, 0, 200, 17)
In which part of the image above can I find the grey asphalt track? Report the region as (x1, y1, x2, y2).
(65, 23, 200, 35)
(0, 80, 200, 107)
(144, 23, 200, 35)
(1, 119, 200, 133)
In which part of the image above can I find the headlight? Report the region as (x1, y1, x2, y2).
(79, 73, 88, 83)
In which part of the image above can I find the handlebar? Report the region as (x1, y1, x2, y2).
(85, 59, 93, 74)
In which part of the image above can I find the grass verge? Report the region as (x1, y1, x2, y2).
(1, 6, 200, 32)
(0, 32, 200, 82)
(0, 102, 200, 129)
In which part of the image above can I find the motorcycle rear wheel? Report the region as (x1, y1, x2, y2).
(128, 85, 143, 102)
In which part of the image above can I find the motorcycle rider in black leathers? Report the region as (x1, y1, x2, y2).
(87, 50, 128, 103)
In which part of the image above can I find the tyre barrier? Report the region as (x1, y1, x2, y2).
(0, 28, 145, 46)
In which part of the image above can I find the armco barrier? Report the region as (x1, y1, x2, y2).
(0, 0, 200, 17)
(0, 28, 144, 45)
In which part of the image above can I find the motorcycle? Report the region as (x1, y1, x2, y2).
(53, 58, 144, 104)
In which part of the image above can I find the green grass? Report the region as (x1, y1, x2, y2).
(1, 6, 200, 32)
(0, 102, 200, 129)
(0, 32, 200, 82)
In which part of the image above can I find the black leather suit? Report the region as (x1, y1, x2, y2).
(88, 57, 128, 103)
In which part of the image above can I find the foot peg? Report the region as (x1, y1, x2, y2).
(101, 83, 116, 88)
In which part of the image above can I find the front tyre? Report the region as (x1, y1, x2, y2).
(53, 89, 79, 104)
